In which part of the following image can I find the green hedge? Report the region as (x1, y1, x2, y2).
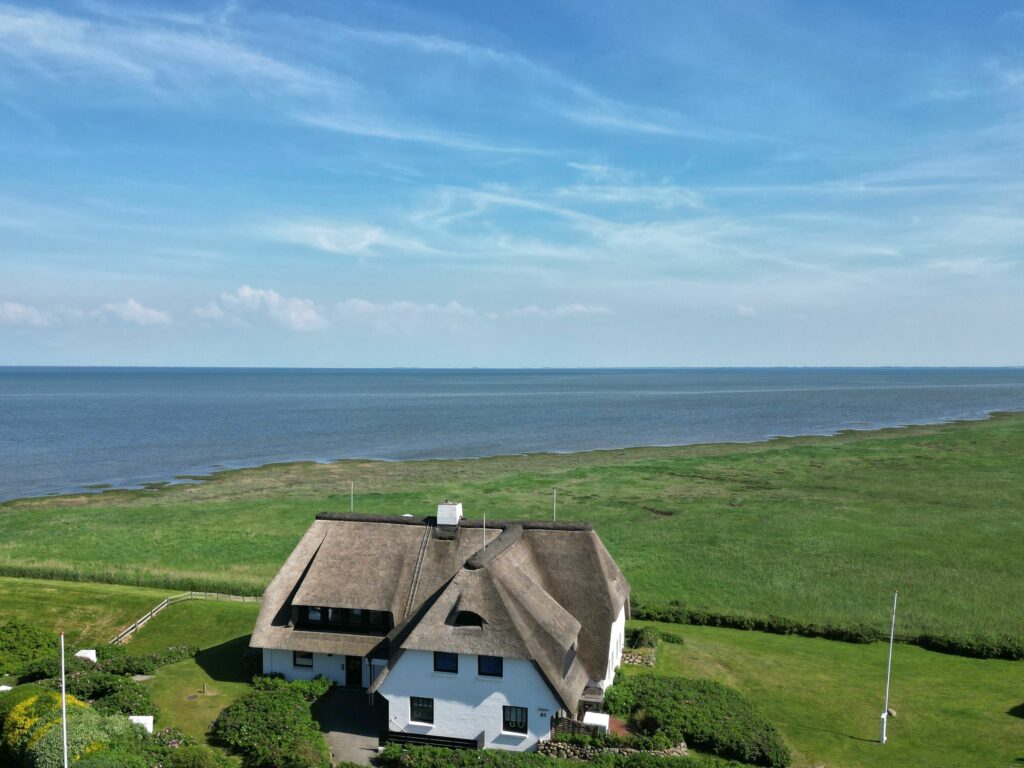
(604, 675, 790, 768)
(37, 670, 158, 717)
(211, 678, 331, 768)
(0, 621, 57, 676)
(377, 744, 744, 768)
(631, 600, 1024, 659)
(24, 643, 198, 682)
(626, 626, 660, 649)
(251, 673, 332, 701)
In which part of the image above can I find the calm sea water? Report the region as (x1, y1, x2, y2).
(1, 367, 1022, 502)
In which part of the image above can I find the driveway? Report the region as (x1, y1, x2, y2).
(312, 687, 389, 766)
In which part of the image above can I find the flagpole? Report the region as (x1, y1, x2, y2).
(880, 590, 898, 744)
(60, 632, 68, 768)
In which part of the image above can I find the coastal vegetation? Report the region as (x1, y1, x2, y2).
(2, 414, 1022, 643)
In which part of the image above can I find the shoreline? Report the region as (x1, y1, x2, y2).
(5, 408, 1022, 506)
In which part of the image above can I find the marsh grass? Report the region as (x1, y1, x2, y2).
(2, 414, 1023, 637)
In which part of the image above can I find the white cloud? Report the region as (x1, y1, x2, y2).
(99, 298, 171, 326)
(218, 285, 328, 331)
(0, 300, 50, 327)
(335, 298, 476, 335)
(508, 303, 611, 318)
(927, 257, 1014, 277)
(273, 221, 436, 257)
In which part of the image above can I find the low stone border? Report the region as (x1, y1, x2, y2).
(622, 649, 656, 667)
(538, 740, 688, 760)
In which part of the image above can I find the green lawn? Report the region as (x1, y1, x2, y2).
(128, 600, 258, 754)
(0, 576, 172, 644)
(631, 621, 1024, 768)
(2, 414, 1023, 638)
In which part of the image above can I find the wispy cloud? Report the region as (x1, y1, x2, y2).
(296, 114, 537, 154)
(272, 221, 438, 257)
(99, 298, 171, 325)
(0, 300, 50, 327)
(508, 303, 611, 318)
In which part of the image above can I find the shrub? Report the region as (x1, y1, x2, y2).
(626, 626, 660, 649)
(251, 674, 332, 701)
(24, 644, 199, 682)
(914, 633, 1024, 660)
(211, 683, 330, 768)
(0, 621, 57, 676)
(658, 632, 686, 645)
(605, 675, 790, 768)
(37, 670, 157, 717)
(377, 744, 744, 768)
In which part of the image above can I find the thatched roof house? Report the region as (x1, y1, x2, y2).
(252, 504, 630, 750)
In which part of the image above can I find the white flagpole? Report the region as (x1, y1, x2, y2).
(350, 481, 354, 513)
(880, 590, 898, 744)
(553, 488, 557, 523)
(60, 632, 68, 768)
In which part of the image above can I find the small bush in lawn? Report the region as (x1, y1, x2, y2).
(37, 670, 158, 716)
(659, 631, 686, 645)
(626, 626, 660, 649)
(605, 675, 791, 768)
(212, 682, 330, 768)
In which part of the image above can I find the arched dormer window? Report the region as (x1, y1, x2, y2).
(453, 610, 484, 628)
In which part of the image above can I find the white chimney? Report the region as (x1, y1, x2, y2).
(437, 500, 463, 526)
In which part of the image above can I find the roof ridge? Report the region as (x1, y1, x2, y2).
(314, 511, 593, 532)
(464, 524, 523, 570)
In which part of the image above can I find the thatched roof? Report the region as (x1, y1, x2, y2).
(251, 512, 629, 711)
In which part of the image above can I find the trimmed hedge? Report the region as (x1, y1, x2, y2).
(377, 744, 745, 768)
(604, 675, 791, 768)
(632, 600, 1024, 659)
(23, 643, 199, 682)
(211, 678, 331, 768)
(0, 621, 57, 676)
(37, 670, 158, 716)
(251, 673, 332, 701)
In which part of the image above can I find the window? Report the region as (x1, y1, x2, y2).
(410, 696, 434, 724)
(433, 652, 458, 673)
(293, 651, 313, 668)
(454, 610, 484, 627)
(502, 705, 528, 734)
(350, 608, 363, 626)
(562, 644, 577, 678)
(478, 655, 503, 677)
(306, 607, 322, 623)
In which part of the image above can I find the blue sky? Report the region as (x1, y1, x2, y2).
(1, 0, 1022, 366)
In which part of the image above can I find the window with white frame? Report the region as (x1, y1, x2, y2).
(410, 696, 434, 724)
(502, 705, 528, 734)
(293, 651, 313, 667)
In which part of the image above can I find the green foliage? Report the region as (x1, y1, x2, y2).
(37, 670, 158, 717)
(251, 673, 332, 700)
(0, 621, 57, 676)
(24, 644, 198, 682)
(914, 633, 1024, 661)
(377, 744, 742, 768)
(553, 730, 672, 750)
(211, 681, 330, 768)
(626, 626, 660, 649)
(605, 675, 791, 768)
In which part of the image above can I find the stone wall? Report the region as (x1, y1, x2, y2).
(537, 740, 687, 760)
(621, 649, 655, 667)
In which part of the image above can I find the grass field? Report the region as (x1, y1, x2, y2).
(127, 600, 258, 751)
(0, 576, 172, 644)
(1, 413, 1023, 638)
(633, 621, 1024, 768)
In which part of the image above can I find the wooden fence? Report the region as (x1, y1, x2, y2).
(551, 716, 602, 738)
(109, 590, 261, 644)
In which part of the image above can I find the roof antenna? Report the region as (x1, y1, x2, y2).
(483, 513, 487, 549)
(350, 481, 354, 514)
(553, 487, 557, 523)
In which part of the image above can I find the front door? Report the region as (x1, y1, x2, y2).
(345, 656, 362, 687)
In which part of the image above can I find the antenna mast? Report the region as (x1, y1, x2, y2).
(350, 481, 354, 513)
(880, 590, 898, 744)
(553, 487, 557, 523)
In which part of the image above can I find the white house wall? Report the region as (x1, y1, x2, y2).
(378, 650, 561, 751)
(262, 648, 380, 687)
(596, 605, 626, 689)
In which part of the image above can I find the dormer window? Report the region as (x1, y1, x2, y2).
(307, 607, 322, 623)
(454, 610, 484, 628)
(562, 644, 577, 677)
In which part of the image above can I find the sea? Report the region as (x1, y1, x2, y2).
(1, 367, 1023, 503)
